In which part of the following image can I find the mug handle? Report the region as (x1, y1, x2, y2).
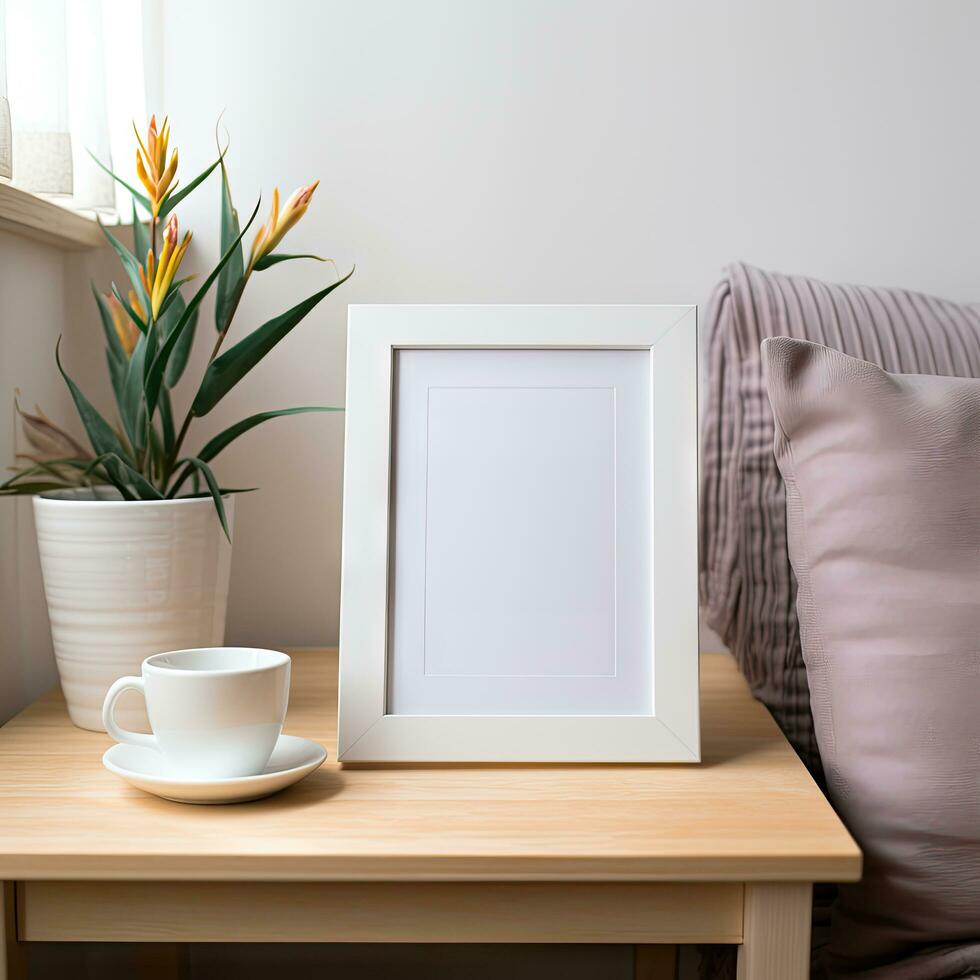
(102, 677, 157, 750)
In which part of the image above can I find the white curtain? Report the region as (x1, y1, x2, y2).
(2, 0, 146, 216)
(0, 0, 10, 180)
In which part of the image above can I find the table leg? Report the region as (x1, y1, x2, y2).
(635, 944, 678, 979)
(736, 883, 811, 980)
(2, 883, 27, 980)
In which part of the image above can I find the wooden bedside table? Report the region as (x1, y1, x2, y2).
(0, 649, 859, 980)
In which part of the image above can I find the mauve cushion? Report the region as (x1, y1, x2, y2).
(762, 336, 980, 979)
(700, 262, 980, 780)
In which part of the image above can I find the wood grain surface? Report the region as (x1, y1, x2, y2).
(736, 882, 813, 980)
(19, 880, 742, 944)
(0, 182, 105, 249)
(0, 649, 860, 883)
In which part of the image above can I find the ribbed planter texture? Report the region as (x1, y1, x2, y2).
(33, 488, 234, 731)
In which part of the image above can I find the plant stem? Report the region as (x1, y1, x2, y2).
(209, 278, 247, 361)
(146, 216, 158, 483)
(169, 413, 193, 472)
(164, 277, 248, 488)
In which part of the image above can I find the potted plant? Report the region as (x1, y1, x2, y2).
(2, 116, 351, 731)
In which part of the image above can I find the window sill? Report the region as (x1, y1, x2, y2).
(0, 181, 108, 250)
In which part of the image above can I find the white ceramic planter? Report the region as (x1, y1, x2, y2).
(33, 488, 234, 732)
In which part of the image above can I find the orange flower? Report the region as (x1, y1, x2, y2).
(134, 115, 178, 218)
(105, 292, 140, 356)
(138, 215, 192, 319)
(128, 289, 147, 324)
(247, 181, 319, 273)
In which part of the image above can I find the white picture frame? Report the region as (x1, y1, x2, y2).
(338, 305, 698, 763)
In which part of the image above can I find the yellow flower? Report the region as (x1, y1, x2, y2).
(105, 292, 141, 356)
(138, 214, 192, 319)
(247, 181, 319, 273)
(134, 115, 178, 218)
(128, 289, 147, 324)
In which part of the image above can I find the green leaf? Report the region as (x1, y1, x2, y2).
(19, 459, 78, 484)
(105, 349, 126, 414)
(157, 291, 198, 388)
(119, 333, 148, 455)
(87, 149, 151, 213)
(158, 149, 225, 220)
(131, 201, 151, 264)
(215, 159, 245, 334)
(1, 458, 89, 490)
(166, 406, 340, 497)
(155, 276, 196, 322)
(0, 482, 76, 496)
(192, 267, 354, 417)
(158, 387, 176, 453)
(78, 456, 135, 499)
(167, 306, 198, 389)
(98, 219, 148, 311)
(84, 452, 162, 501)
(92, 282, 127, 364)
(111, 282, 148, 336)
(197, 406, 341, 462)
(144, 198, 261, 418)
(170, 457, 230, 540)
(146, 422, 166, 483)
(55, 338, 132, 464)
(253, 253, 328, 272)
(176, 487, 257, 499)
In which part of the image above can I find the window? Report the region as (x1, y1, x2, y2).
(0, 0, 149, 222)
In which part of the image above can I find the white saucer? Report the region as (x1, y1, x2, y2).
(103, 734, 327, 805)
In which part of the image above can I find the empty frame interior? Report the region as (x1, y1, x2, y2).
(386, 348, 652, 716)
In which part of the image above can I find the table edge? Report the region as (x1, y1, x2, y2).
(0, 855, 862, 883)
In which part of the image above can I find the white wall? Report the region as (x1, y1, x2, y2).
(0, 233, 67, 720)
(0, 231, 140, 722)
(5, 0, 980, 698)
(154, 0, 980, 649)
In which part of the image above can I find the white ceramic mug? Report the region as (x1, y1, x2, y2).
(102, 648, 291, 779)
